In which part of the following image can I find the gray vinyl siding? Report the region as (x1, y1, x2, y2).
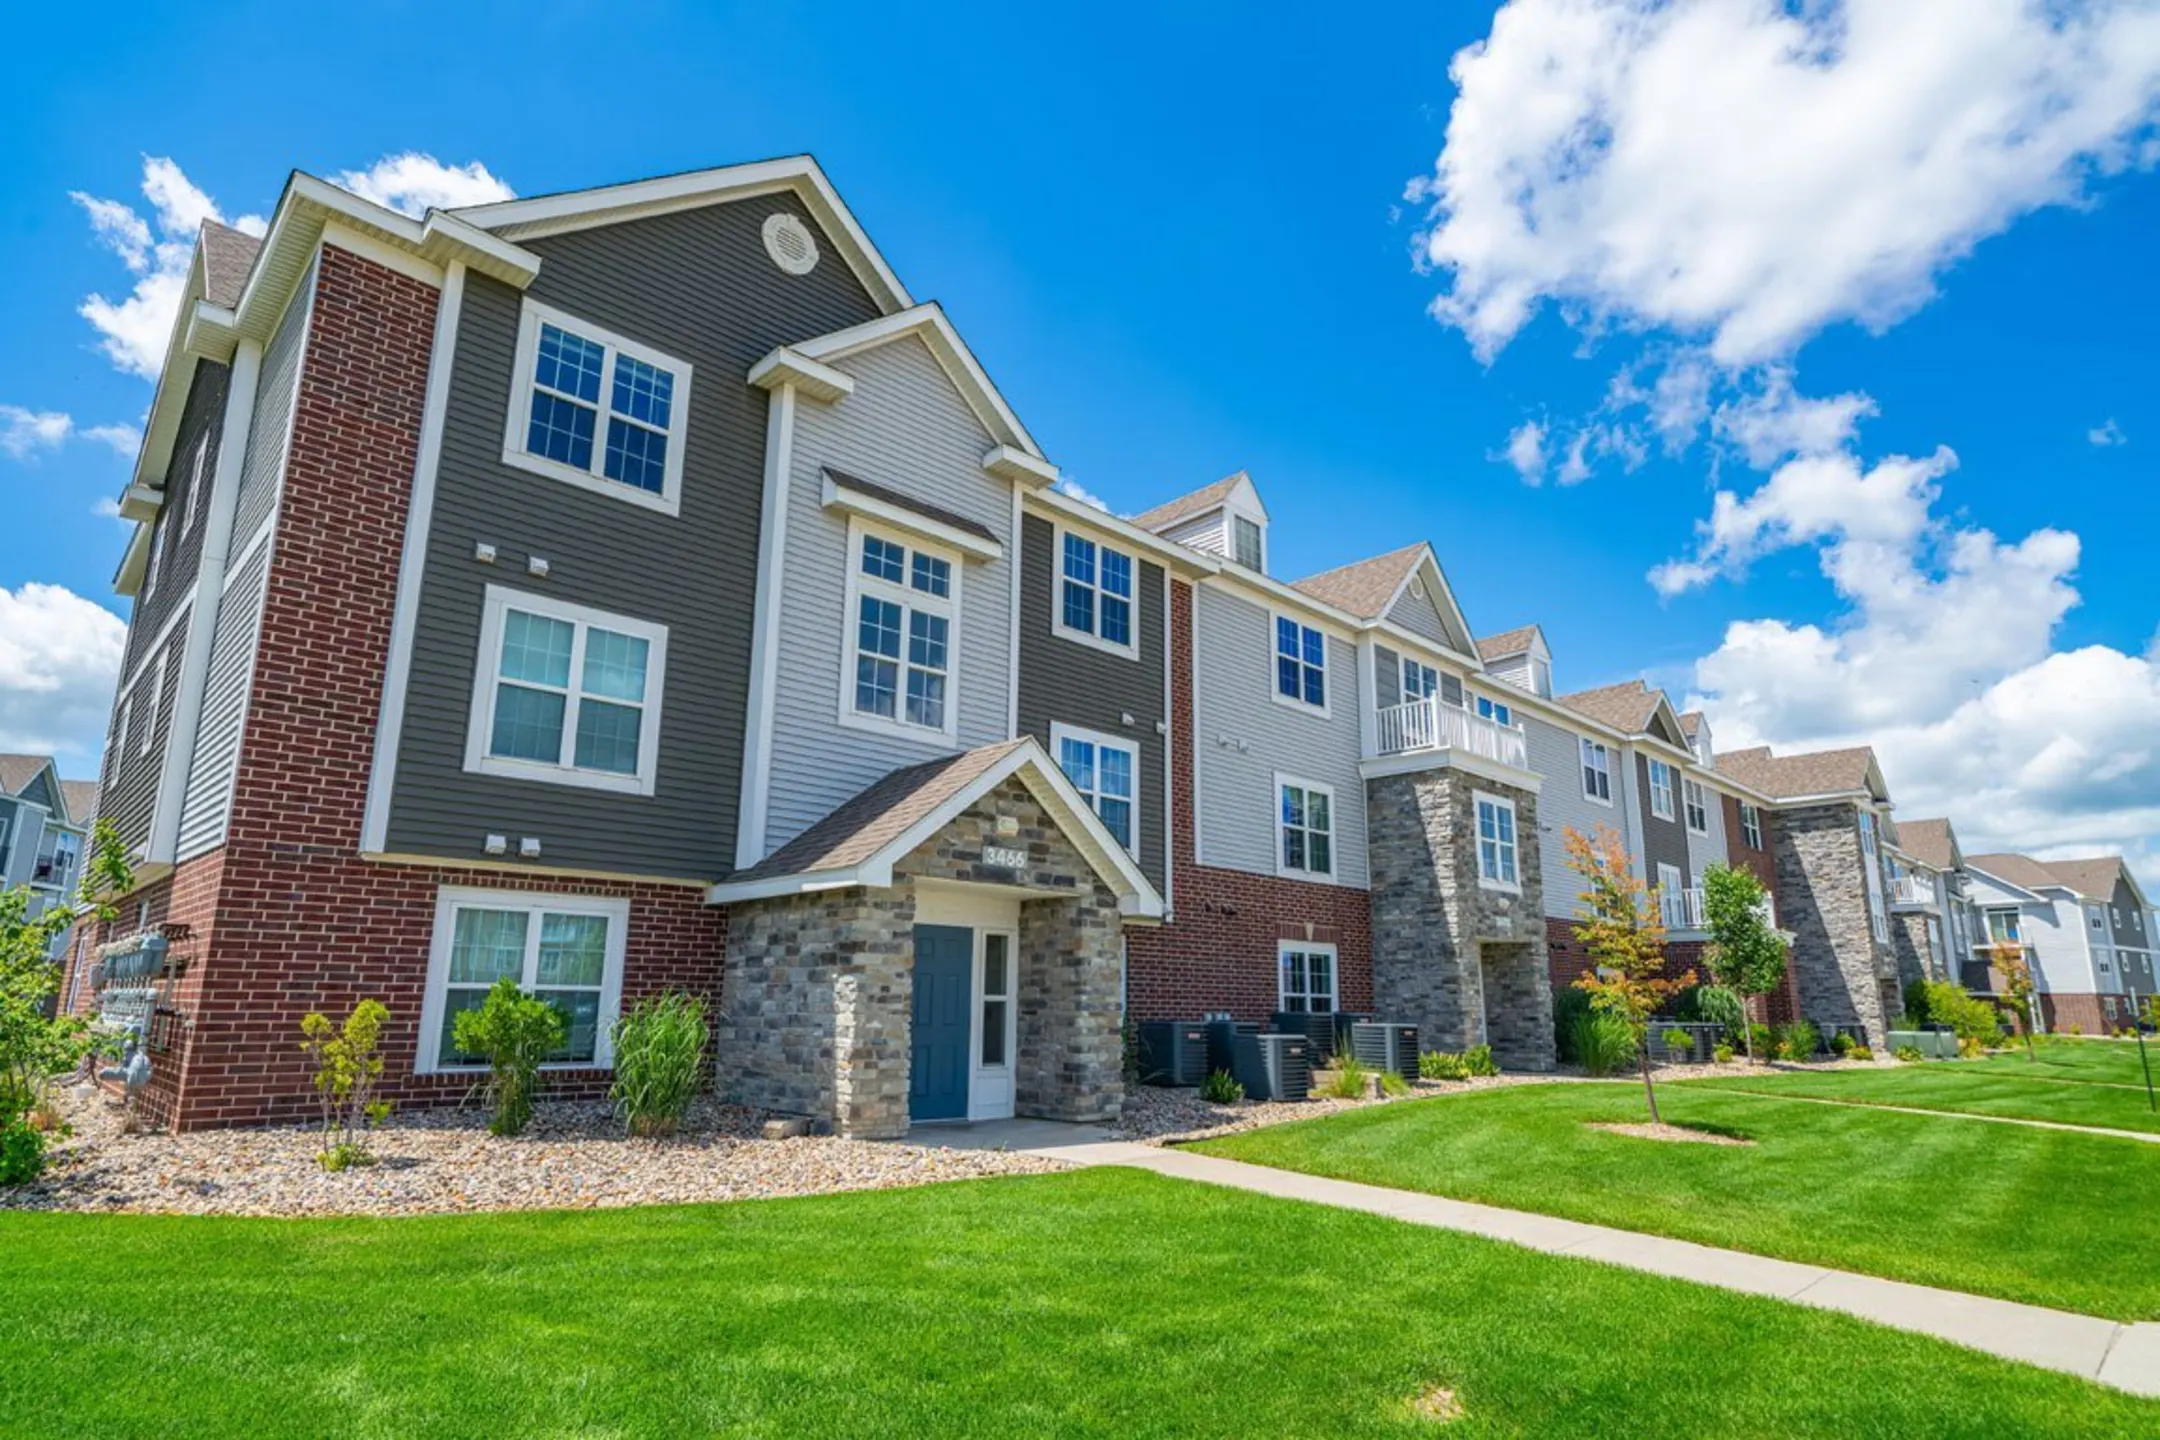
(121, 361, 229, 679)
(385, 194, 882, 879)
(2105, 872, 2147, 952)
(1684, 775, 1729, 887)
(763, 335, 1017, 853)
(99, 625, 188, 856)
(14, 768, 59, 816)
(1525, 714, 1624, 919)
(1385, 582, 1453, 649)
(0, 798, 29, 888)
(232, 264, 314, 553)
(176, 542, 271, 860)
(1015, 512, 1167, 894)
(1636, 753, 1689, 895)
(1162, 510, 1229, 558)
(1374, 643, 1463, 712)
(1192, 584, 1367, 888)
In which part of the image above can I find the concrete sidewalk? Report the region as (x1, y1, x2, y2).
(955, 1126, 2160, 1398)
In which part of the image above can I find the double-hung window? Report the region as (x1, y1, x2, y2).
(182, 438, 209, 537)
(846, 526, 957, 738)
(1683, 778, 1709, 835)
(1055, 529, 1136, 655)
(1279, 941, 1338, 1013)
(139, 649, 166, 757)
(1740, 802, 1763, 849)
(1580, 738, 1612, 804)
(1475, 792, 1519, 890)
(466, 586, 668, 795)
(1274, 616, 1327, 712)
(506, 300, 693, 514)
(1647, 759, 1677, 820)
(1403, 658, 1438, 703)
(142, 514, 164, 599)
(1053, 724, 1138, 853)
(1277, 775, 1335, 881)
(422, 889, 627, 1072)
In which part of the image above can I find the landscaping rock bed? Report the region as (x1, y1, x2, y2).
(2, 1090, 1062, 1218)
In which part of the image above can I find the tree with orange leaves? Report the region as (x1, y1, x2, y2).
(1565, 824, 1695, 1125)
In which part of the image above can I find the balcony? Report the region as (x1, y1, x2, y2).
(1374, 697, 1529, 770)
(1891, 874, 1935, 908)
(1659, 888, 1776, 935)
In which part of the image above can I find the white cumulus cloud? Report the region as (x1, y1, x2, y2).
(1052, 476, 1110, 512)
(2089, 418, 2128, 447)
(1410, 0, 2160, 365)
(331, 154, 514, 217)
(1498, 419, 1547, 483)
(0, 584, 127, 766)
(0, 406, 75, 459)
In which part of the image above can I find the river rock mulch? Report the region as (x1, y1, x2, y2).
(1, 1090, 1062, 1218)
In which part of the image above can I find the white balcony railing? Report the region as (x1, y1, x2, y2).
(1891, 874, 1935, 907)
(1374, 697, 1530, 770)
(1659, 888, 1775, 934)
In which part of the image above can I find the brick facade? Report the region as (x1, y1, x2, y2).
(1124, 579, 1373, 1023)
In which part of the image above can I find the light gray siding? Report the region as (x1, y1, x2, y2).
(1385, 582, 1453, 649)
(763, 334, 1018, 853)
(1162, 510, 1229, 558)
(1192, 584, 1367, 888)
(1015, 512, 1168, 894)
(1524, 713, 1625, 919)
(231, 263, 313, 553)
(385, 194, 883, 879)
(1684, 775, 1730, 889)
(177, 542, 270, 860)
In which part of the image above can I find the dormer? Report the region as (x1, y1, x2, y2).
(1474, 625, 1552, 699)
(1680, 711, 1714, 768)
(1132, 470, 1269, 574)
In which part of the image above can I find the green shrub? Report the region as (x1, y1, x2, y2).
(1552, 987, 1593, 1062)
(1922, 982, 2000, 1046)
(1712, 1043, 1735, 1064)
(1894, 1044, 1925, 1063)
(1320, 1051, 1372, 1098)
(1693, 984, 1747, 1034)
(1462, 1043, 1499, 1078)
(1571, 1011, 1637, 1078)
(1378, 1071, 1413, 1098)
(1669, 985, 1703, 1022)
(1903, 979, 1932, 1026)
(1778, 1021, 1821, 1060)
(1849, 1045, 1875, 1062)
(0, 1117, 43, 1186)
(452, 978, 566, 1137)
(1200, 1068, 1244, 1104)
(1420, 1050, 1471, 1081)
(1830, 1032, 1857, 1058)
(1661, 1028, 1695, 1061)
(609, 992, 708, 1137)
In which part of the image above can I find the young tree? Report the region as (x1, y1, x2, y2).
(1700, 863, 1790, 1064)
(1565, 825, 1695, 1125)
(1990, 941, 2038, 1059)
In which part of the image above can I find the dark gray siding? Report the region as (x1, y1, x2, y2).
(1015, 513, 1167, 893)
(1636, 752, 1690, 891)
(2106, 872, 2146, 951)
(98, 626, 188, 855)
(385, 194, 884, 879)
(120, 361, 229, 679)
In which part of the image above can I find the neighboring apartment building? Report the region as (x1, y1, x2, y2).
(1963, 853, 2156, 1033)
(0, 755, 94, 956)
(1882, 816, 1979, 990)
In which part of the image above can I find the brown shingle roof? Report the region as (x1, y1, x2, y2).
(200, 221, 261, 309)
(1131, 472, 1248, 533)
(0, 755, 53, 797)
(2040, 856, 2130, 901)
(1967, 853, 2066, 893)
(824, 467, 999, 544)
(1475, 626, 1540, 662)
(1894, 817, 1956, 870)
(59, 781, 100, 826)
(1678, 711, 1704, 738)
(734, 739, 1030, 883)
(1290, 543, 1426, 619)
(1713, 745, 1878, 799)
(1556, 681, 1663, 734)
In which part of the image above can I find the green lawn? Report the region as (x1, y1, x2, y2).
(1194, 1082, 2160, 1320)
(1967, 1036, 2160, 1088)
(1696, 1062, 2160, 1134)
(6, 1169, 2154, 1438)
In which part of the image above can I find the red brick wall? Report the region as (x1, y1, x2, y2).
(130, 243, 726, 1131)
(1545, 918, 1798, 1025)
(1125, 579, 1373, 1022)
(2041, 992, 2138, 1036)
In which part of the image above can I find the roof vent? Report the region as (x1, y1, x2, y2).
(762, 213, 819, 275)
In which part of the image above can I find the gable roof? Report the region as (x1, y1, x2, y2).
(1557, 681, 1676, 740)
(2040, 856, 2134, 902)
(60, 781, 100, 828)
(1678, 711, 1704, 739)
(1132, 471, 1262, 533)
(1894, 817, 1959, 871)
(1476, 625, 1542, 662)
(1290, 544, 1426, 618)
(1713, 744, 1885, 802)
(1967, 853, 2068, 895)
(0, 755, 58, 800)
(710, 738, 1162, 918)
(200, 221, 262, 308)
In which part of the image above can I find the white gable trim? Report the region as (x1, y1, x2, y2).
(790, 304, 1043, 460)
(1375, 547, 1480, 662)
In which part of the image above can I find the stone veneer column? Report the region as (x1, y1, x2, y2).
(1015, 888, 1125, 1121)
(1773, 802, 1893, 1049)
(1365, 767, 1554, 1069)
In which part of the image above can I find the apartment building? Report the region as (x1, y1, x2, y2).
(1963, 853, 2155, 1033)
(1881, 816, 1978, 989)
(0, 755, 94, 955)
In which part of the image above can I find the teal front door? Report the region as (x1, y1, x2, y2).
(909, 925, 973, 1122)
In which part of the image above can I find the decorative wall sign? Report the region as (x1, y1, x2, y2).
(981, 844, 1028, 871)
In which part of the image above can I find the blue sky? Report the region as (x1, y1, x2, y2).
(3, 1, 2157, 873)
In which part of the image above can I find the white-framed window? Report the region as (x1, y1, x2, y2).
(1580, 738, 1612, 805)
(182, 436, 209, 537)
(1657, 862, 1684, 918)
(1276, 773, 1335, 881)
(113, 695, 132, 761)
(1474, 693, 1513, 727)
(1740, 801, 1763, 849)
(1053, 527, 1136, 657)
(463, 585, 668, 796)
(138, 649, 167, 757)
(142, 514, 164, 599)
(418, 888, 629, 1073)
(1233, 514, 1265, 571)
(1403, 657, 1438, 703)
(1528, 656, 1552, 697)
(1683, 778, 1709, 835)
(1272, 615, 1328, 714)
(503, 299, 693, 516)
(843, 522, 959, 741)
(2091, 909, 2106, 932)
(1278, 940, 1338, 1013)
(1052, 723, 1138, 854)
(1475, 791, 1520, 891)
(1857, 810, 1888, 943)
(1986, 908, 2022, 945)
(1647, 758, 1677, 821)
(979, 931, 1014, 1067)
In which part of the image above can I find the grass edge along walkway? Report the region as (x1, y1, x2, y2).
(1684, 1082, 2160, 1144)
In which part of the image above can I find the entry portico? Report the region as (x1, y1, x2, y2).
(709, 738, 1162, 1138)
